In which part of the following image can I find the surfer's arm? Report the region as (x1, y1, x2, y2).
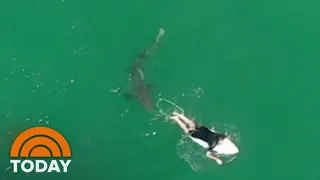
(206, 151, 223, 165)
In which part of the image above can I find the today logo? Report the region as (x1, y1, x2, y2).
(9, 126, 72, 173)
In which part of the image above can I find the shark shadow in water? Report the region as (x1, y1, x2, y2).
(124, 28, 165, 111)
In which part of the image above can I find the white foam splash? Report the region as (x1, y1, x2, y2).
(110, 87, 121, 93)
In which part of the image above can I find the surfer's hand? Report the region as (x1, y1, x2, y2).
(206, 151, 223, 165)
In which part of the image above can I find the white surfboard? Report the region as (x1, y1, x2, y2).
(213, 138, 239, 155)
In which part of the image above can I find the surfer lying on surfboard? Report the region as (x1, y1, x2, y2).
(169, 111, 239, 165)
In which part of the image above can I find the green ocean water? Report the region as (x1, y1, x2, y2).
(1, 0, 320, 179)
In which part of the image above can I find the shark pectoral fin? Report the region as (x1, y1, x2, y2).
(147, 84, 156, 91)
(123, 93, 136, 101)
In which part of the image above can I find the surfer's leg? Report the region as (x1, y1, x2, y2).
(169, 115, 190, 134)
(172, 111, 196, 130)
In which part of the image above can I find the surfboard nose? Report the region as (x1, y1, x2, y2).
(230, 144, 239, 154)
(213, 138, 239, 155)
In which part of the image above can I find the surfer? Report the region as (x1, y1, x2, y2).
(169, 111, 239, 165)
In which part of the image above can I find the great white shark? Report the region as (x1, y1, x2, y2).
(125, 28, 165, 111)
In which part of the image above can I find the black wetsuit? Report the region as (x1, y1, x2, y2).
(189, 126, 226, 151)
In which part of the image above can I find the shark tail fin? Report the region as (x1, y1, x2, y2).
(156, 28, 165, 42)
